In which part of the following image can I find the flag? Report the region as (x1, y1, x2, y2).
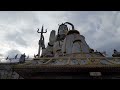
(15, 54, 18, 59)
(6, 55, 9, 60)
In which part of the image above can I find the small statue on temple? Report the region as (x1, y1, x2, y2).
(19, 53, 26, 63)
(89, 48, 94, 53)
(112, 49, 120, 57)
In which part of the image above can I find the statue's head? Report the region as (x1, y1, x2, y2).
(56, 23, 68, 41)
(58, 23, 68, 35)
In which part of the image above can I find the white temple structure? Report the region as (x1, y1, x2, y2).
(41, 22, 104, 58)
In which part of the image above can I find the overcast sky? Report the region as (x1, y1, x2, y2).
(0, 11, 120, 59)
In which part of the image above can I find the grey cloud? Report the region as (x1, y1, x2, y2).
(5, 31, 28, 47)
(2, 12, 40, 47)
(0, 11, 39, 25)
(0, 54, 3, 56)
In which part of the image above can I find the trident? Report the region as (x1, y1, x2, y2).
(37, 25, 47, 58)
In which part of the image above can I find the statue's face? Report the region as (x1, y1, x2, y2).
(58, 24, 68, 35)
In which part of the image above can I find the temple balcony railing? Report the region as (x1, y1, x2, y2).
(30, 57, 120, 66)
(1, 57, 120, 66)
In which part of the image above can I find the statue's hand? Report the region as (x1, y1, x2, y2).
(49, 30, 56, 44)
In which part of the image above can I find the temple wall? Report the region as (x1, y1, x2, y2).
(0, 65, 23, 79)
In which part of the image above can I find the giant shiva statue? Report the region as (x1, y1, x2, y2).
(39, 22, 91, 58)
